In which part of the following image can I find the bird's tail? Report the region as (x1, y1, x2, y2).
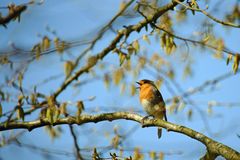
(158, 127, 162, 139)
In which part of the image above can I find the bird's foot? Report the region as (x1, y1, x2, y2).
(166, 127, 171, 132)
(141, 115, 153, 128)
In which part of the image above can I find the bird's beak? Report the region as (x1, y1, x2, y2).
(136, 81, 140, 89)
(136, 81, 141, 85)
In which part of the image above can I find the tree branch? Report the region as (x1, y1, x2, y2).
(0, 5, 27, 27)
(69, 125, 83, 160)
(52, 0, 181, 99)
(173, 0, 240, 28)
(0, 112, 239, 159)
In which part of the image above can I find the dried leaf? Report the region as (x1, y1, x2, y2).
(76, 101, 84, 115)
(76, 101, 84, 122)
(0, 56, 10, 65)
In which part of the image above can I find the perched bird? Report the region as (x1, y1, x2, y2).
(136, 79, 167, 138)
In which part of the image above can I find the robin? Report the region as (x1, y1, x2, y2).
(136, 79, 167, 138)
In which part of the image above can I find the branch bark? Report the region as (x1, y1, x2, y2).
(0, 112, 239, 160)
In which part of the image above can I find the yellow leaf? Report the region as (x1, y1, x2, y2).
(167, 70, 175, 79)
(64, 61, 74, 77)
(47, 96, 55, 108)
(183, 64, 192, 79)
(133, 148, 144, 160)
(60, 102, 67, 116)
(18, 72, 23, 88)
(233, 54, 240, 74)
(119, 1, 126, 11)
(130, 84, 136, 96)
(30, 94, 37, 104)
(54, 108, 60, 122)
(42, 36, 50, 51)
(118, 52, 127, 66)
(155, 79, 163, 89)
(159, 152, 164, 160)
(132, 40, 140, 53)
(16, 106, 24, 121)
(149, 151, 156, 160)
(127, 45, 135, 55)
(54, 38, 65, 53)
(113, 69, 124, 85)
(202, 35, 210, 43)
(143, 34, 150, 44)
(32, 44, 41, 60)
(0, 56, 10, 64)
(40, 108, 47, 119)
(207, 106, 213, 115)
(46, 107, 54, 124)
(120, 83, 126, 95)
(111, 135, 119, 149)
(226, 54, 232, 65)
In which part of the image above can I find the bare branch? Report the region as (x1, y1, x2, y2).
(69, 125, 84, 160)
(52, 0, 181, 99)
(0, 112, 239, 159)
(174, 0, 240, 28)
(0, 5, 27, 27)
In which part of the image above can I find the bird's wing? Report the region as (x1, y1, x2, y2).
(153, 87, 164, 102)
(153, 87, 167, 121)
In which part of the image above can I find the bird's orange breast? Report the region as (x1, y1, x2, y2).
(139, 84, 155, 102)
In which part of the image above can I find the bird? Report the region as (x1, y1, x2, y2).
(136, 79, 167, 139)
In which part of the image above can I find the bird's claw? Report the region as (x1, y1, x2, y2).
(141, 115, 152, 128)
